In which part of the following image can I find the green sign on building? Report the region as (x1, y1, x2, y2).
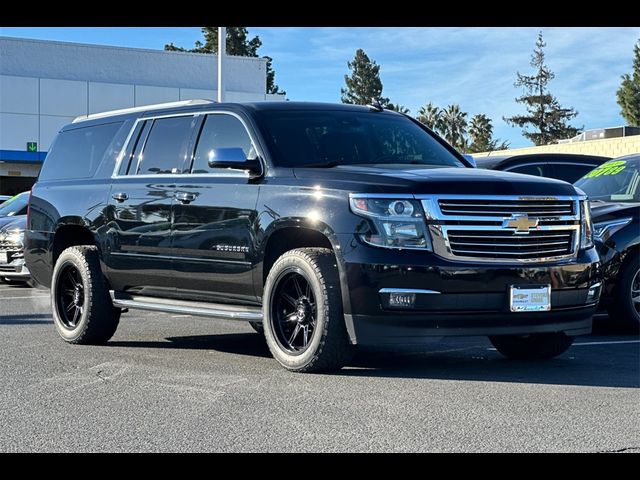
(27, 142, 38, 152)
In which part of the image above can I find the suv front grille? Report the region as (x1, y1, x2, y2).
(446, 230, 574, 260)
(421, 196, 582, 263)
(0, 240, 21, 253)
(438, 199, 575, 217)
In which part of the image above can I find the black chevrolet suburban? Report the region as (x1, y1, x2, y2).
(25, 100, 602, 372)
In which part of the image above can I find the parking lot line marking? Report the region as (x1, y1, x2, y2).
(0, 295, 50, 300)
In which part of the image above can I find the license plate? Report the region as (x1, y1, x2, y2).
(0, 251, 7, 264)
(510, 285, 551, 312)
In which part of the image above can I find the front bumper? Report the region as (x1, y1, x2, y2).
(0, 255, 31, 280)
(336, 235, 601, 345)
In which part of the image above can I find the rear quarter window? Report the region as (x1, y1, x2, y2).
(39, 121, 124, 181)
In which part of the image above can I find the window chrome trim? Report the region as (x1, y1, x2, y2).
(111, 110, 263, 179)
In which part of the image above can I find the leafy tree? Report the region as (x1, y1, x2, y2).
(341, 49, 389, 106)
(165, 27, 285, 95)
(616, 40, 640, 126)
(439, 104, 468, 150)
(416, 102, 441, 131)
(504, 32, 579, 145)
(387, 103, 410, 114)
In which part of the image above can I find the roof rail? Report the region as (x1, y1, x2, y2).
(72, 99, 216, 123)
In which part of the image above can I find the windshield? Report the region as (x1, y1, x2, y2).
(575, 156, 640, 203)
(256, 109, 465, 168)
(0, 192, 29, 217)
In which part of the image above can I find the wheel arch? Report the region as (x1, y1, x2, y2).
(255, 219, 353, 324)
(52, 221, 99, 267)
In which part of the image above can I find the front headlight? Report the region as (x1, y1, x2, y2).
(580, 200, 593, 249)
(593, 217, 632, 242)
(349, 195, 432, 250)
(6, 230, 24, 247)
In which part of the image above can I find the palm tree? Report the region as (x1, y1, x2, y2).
(416, 102, 441, 131)
(440, 104, 468, 150)
(468, 114, 493, 153)
(387, 103, 410, 114)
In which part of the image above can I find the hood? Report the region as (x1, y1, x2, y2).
(293, 165, 579, 196)
(0, 215, 27, 233)
(590, 201, 640, 223)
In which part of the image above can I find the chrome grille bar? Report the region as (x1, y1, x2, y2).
(419, 195, 582, 263)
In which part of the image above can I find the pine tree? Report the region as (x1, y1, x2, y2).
(504, 32, 579, 145)
(341, 49, 389, 106)
(416, 102, 441, 131)
(165, 27, 285, 95)
(616, 40, 640, 126)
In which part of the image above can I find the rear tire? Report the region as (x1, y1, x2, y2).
(51, 245, 120, 345)
(263, 248, 352, 373)
(489, 332, 574, 360)
(607, 251, 640, 332)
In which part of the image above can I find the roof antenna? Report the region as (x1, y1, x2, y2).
(367, 98, 383, 112)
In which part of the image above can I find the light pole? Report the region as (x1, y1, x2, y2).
(217, 27, 226, 103)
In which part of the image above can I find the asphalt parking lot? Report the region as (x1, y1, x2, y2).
(0, 282, 638, 453)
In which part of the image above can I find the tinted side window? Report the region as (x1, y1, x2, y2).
(39, 122, 123, 181)
(116, 120, 150, 176)
(191, 114, 254, 173)
(550, 164, 595, 183)
(135, 116, 195, 175)
(507, 164, 547, 177)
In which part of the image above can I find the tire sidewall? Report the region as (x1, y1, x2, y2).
(613, 251, 640, 328)
(623, 255, 640, 326)
(263, 256, 329, 370)
(51, 251, 92, 342)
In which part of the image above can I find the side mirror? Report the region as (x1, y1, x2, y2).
(462, 154, 477, 168)
(207, 147, 261, 174)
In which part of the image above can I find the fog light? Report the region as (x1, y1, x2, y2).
(389, 292, 416, 308)
(586, 283, 602, 303)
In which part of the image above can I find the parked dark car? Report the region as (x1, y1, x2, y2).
(0, 191, 29, 222)
(475, 153, 610, 183)
(0, 215, 30, 284)
(575, 154, 640, 330)
(25, 100, 601, 372)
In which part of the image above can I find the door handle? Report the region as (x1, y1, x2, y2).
(175, 192, 196, 204)
(112, 192, 128, 202)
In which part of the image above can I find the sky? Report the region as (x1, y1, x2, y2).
(1, 26, 638, 148)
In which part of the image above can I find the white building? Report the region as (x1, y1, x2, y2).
(0, 36, 285, 195)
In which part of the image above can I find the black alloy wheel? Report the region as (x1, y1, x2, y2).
(55, 262, 85, 330)
(271, 268, 317, 354)
(631, 267, 640, 321)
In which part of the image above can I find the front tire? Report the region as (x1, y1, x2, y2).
(607, 251, 640, 332)
(263, 248, 352, 373)
(51, 245, 120, 344)
(489, 332, 574, 360)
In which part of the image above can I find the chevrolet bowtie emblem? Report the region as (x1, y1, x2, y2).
(503, 214, 539, 233)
